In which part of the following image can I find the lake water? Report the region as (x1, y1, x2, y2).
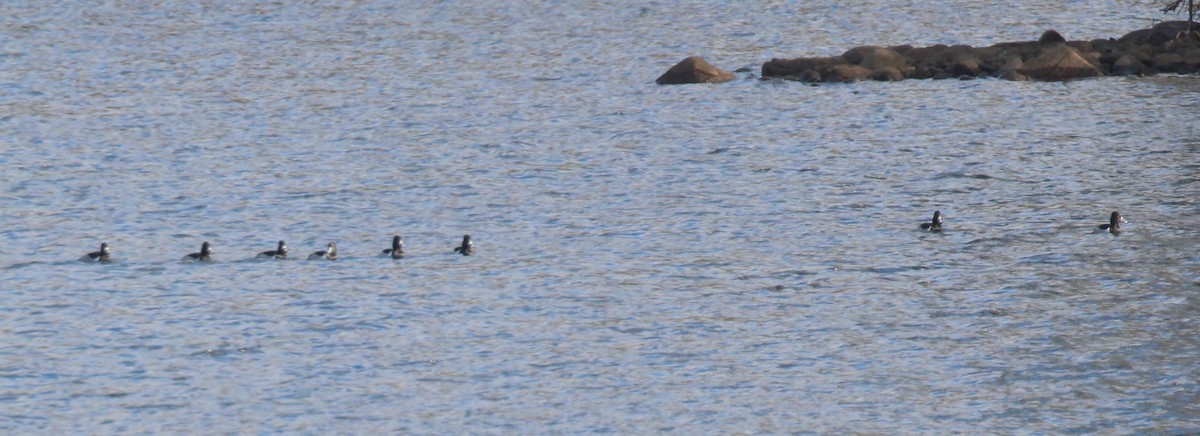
(2, 1, 1199, 433)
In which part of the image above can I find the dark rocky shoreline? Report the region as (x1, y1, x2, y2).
(657, 21, 1200, 84)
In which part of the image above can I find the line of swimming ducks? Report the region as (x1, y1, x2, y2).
(916, 210, 1125, 234)
(77, 210, 1126, 263)
(79, 234, 474, 263)
(916, 208, 1123, 235)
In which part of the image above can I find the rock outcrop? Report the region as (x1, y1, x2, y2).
(656, 56, 735, 85)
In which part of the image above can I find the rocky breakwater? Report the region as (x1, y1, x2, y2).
(767, 21, 1200, 82)
(658, 21, 1200, 84)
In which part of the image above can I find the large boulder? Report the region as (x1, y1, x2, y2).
(949, 57, 982, 77)
(1165, 36, 1200, 60)
(1122, 45, 1156, 64)
(871, 67, 905, 81)
(843, 46, 909, 70)
(656, 56, 735, 85)
(899, 44, 947, 71)
(1000, 70, 1030, 81)
(899, 44, 985, 78)
(762, 56, 845, 79)
(1119, 21, 1194, 46)
(1099, 49, 1124, 65)
(1182, 48, 1200, 69)
(991, 40, 1044, 63)
(839, 46, 913, 79)
(996, 57, 1029, 80)
(823, 64, 872, 82)
(1016, 44, 1103, 80)
(1153, 52, 1185, 72)
(1091, 38, 1123, 67)
(1111, 54, 1149, 76)
(936, 45, 991, 77)
(1039, 29, 1066, 44)
(934, 45, 983, 63)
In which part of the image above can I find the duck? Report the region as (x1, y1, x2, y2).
(309, 242, 337, 260)
(453, 234, 473, 256)
(184, 241, 213, 261)
(382, 235, 404, 259)
(81, 242, 111, 262)
(258, 240, 288, 259)
(920, 211, 943, 232)
(1095, 211, 1125, 235)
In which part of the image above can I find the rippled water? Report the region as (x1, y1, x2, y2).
(2, 1, 1199, 433)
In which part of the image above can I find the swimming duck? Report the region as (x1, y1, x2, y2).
(258, 240, 288, 259)
(309, 242, 337, 260)
(184, 241, 213, 261)
(382, 235, 404, 259)
(920, 211, 943, 232)
(453, 234, 473, 256)
(1095, 211, 1124, 235)
(81, 242, 111, 262)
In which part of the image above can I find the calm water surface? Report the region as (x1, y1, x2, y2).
(2, 1, 1199, 433)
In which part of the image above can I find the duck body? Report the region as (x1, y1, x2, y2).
(258, 240, 288, 259)
(81, 242, 111, 262)
(920, 211, 943, 232)
(382, 235, 404, 259)
(453, 234, 473, 256)
(1095, 211, 1124, 235)
(309, 242, 337, 260)
(185, 241, 213, 261)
